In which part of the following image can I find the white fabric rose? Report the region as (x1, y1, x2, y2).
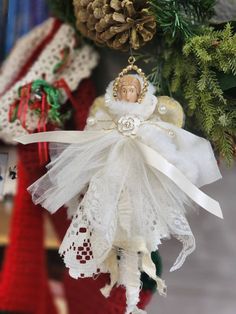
(117, 115, 141, 136)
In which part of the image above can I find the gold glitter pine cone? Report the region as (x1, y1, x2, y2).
(73, 0, 157, 50)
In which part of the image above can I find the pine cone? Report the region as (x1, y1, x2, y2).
(73, 0, 157, 50)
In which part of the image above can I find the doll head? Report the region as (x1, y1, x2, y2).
(105, 74, 157, 121)
(117, 75, 141, 103)
(113, 57, 149, 103)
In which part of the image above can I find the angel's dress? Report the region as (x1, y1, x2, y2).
(27, 79, 221, 314)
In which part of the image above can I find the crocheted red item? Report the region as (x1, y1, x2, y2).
(0, 77, 96, 314)
(0, 19, 61, 97)
(0, 144, 58, 314)
(72, 78, 97, 130)
(0, 18, 62, 314)
(0, 38, 154, 312)
(0, 79, 95, 314)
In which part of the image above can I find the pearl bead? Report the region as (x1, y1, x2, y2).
(158, 104, 167, 115)
(168, 129, 175, 137)
(87, 117, 96, 126)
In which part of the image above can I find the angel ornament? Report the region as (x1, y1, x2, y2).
(17, 57, 223, 314)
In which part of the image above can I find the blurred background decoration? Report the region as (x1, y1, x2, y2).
(0, 1, 236, 314)
(1, 1, 236, 164)
(0, 0, 49, 61)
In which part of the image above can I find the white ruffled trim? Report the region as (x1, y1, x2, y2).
(0, 18, 55, 96)
(0, 21, 99, 143)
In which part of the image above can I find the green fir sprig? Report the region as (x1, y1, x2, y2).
(148, 0, 216, 38)
(147, 23, 236, 164)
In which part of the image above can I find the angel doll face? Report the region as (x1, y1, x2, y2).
(117, 75, 141, 103)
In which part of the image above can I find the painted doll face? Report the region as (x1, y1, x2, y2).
(117, 75, 141, 103)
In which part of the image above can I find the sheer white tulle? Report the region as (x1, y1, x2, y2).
(28, 121, 219, 272)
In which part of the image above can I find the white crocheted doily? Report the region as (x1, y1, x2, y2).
(0, 19, 99, 143)
(0, 18, 55, 96)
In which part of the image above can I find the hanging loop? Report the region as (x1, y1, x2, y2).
(128, 56, 136, 65)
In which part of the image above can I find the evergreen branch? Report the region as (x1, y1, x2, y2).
(140, 24, 236, 163)
(148, 0, 215, 38)
(212, 127, 234, 165)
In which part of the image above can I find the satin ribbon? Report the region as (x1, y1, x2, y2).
(15, 130, 223, 219)
(54, 78, 80, 111)
(37, 93, 49, 164)
(17, 84, 32, 130)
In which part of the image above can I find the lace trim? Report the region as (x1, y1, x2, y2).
(0, 18, 55, 95)
(168, 208, 196, 271)
(170, 234, 196, 272)
(59, 206, 99, 279)
(0, 23, 98, 143)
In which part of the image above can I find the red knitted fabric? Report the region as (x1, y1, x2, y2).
(0, 19, 63, 314)
(0, 144, 57, 314)
(0, 78, 94, 314)
(72, 78, 97, 131)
